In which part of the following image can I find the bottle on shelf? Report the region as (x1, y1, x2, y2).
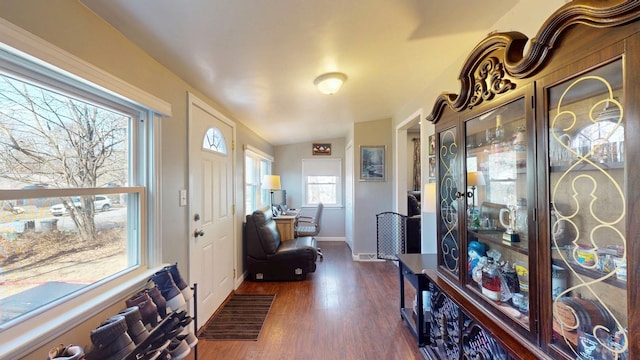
(481, 258, 501, 302)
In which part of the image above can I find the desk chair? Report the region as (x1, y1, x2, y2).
(295, 203, 324, 259)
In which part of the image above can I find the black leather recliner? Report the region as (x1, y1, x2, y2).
(245, 208, 318, 281)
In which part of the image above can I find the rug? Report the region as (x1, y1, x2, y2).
(199, 294, 275, 341)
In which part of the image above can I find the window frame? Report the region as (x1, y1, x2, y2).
(243, 145, 273, 215)
(0, 21, 169, 359)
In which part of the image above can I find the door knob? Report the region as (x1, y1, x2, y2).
(194, 229, 205, 238)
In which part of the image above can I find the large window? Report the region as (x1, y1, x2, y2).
(0, 46, 154, 331)
(302, 158, 342, 206)
(244, 145, 273, 214)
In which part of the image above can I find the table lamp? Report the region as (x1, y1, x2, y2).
(262, 175, 281, 214)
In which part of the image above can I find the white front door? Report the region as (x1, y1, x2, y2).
(188, 93, 235, 324)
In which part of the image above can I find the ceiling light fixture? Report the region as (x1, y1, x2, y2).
(314, 72, 347, 95)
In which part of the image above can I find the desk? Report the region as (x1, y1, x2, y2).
(274, 209, 300, 240)
(398, 253, 437, 347)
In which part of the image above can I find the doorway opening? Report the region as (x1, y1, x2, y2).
(395, 110, 422, 215)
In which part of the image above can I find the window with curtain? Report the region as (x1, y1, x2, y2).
(244, 145, 273, 214)
(302, 158, 342, 206)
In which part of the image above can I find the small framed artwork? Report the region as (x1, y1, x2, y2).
(428, 155, 436, 178)
(360, 145, 385, 181)
(312, 143, 332, 155)
(428, 134, 436, 155)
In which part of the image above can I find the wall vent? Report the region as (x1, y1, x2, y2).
(355, 253, 386, 262)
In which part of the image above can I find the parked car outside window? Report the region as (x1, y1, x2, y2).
(49, 195, 112, 216)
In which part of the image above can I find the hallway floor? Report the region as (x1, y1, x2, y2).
(188, 241, 423, 360)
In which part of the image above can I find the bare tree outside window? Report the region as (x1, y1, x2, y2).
(0, 69, 138, 326)
(0, 74, 128, 241)
(306, 176, 337, 205)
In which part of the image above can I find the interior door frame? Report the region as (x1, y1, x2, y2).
(394, 109, 423, 214)
(345, 141, 354, 251)
(187, 92, 238, 306)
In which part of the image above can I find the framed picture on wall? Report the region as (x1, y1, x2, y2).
(428, 134, 436, 155)
(428, 155, 436, 179)
(360, 145, 385, 181)
(312, 143, 332, 155)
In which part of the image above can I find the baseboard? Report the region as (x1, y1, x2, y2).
(235, 271, 246, 289)
(315, 237, 345, 242)
(311, 239, 384, 262)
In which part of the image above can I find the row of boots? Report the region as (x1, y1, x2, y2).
(125, 263, 193, 328)
(48, 263, 196, 360)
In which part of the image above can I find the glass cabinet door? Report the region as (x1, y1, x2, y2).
(464, 97, 532, 331)
(546, 59, 628, 359)
(438, 127, 460, 276)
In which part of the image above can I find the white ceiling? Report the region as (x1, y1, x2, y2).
(80, 0, 520, 145)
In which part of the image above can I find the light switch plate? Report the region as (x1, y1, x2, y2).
(179, 189, 187, 206)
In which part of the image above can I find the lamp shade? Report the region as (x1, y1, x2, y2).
(262, 175, 281, 190)
(467, 171, 485, 187)
(314, 72, 347, 95)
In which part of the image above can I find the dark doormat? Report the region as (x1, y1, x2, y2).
(199, 294, 275, 341)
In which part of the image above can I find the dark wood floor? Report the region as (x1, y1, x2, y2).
(186, 241, 423, 360)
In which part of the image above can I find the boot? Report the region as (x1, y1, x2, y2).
(164, 263, 193, 301)
(150, 269, 186, 312)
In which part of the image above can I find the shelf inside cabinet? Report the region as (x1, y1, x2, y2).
(468, 229, 529, 255)
(551, 258, 627, 290)
(466, 285, 530, 329)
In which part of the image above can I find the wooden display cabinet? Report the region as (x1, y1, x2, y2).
(423, 1, 640, 359)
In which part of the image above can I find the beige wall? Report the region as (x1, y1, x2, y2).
(353, 118, 393, 256)
(393, 0, 568, 129)
(392, 0, 569, 254)
(393, 0, 568, 177)
(0, 1, 272, 358)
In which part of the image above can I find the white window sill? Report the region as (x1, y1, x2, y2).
(0, 266, 164, 360)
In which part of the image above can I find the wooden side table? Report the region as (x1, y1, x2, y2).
(398, 253, 437, 347)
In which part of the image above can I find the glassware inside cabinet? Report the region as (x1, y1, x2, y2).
(465, 98, 527, 238)
(464, 98, 531, 329)
(547, 59, 628, 359)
